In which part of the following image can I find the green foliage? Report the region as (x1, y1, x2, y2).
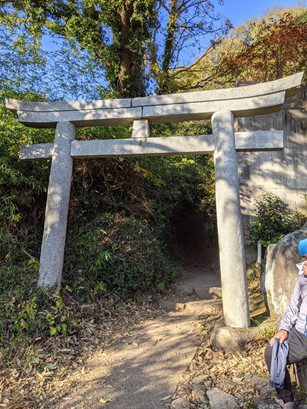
(247, 262, 261, 283)
(1, 0, 228, 97)
(246, 399, 258, 409)
(295, 386, 307, 404)
(249, 193, 303, 248)
(0, 262, 78, 351)
(0, 91, 53, 226)
(262, 325, 276, 342)
(64, 213, 177, 299)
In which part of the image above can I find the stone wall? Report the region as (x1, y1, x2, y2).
(234, 108, 307, 262)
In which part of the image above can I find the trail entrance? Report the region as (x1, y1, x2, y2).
(6, 72, 303, 328)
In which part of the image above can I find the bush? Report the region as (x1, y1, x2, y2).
(0, 263, 78, 355)
(249, 193, 303, 247)
(64, 213, 177, 299)
(0, 212, 176, 351)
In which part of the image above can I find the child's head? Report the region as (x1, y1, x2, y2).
(299, 238, 307, 261)
(298, 239, 307, 276)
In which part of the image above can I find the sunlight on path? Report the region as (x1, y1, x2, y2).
(56, 262, 220, 409)
(58, 310, 201, 409)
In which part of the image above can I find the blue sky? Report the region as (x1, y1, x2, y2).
(217, 0, 304, 26)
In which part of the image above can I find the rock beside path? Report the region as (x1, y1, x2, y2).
(206, 388, 239, 409)
(170, 397, 191, 409)
(209, 324, 256, 352)
(190, 383, 207, 405)
(262, 224, 307, 317)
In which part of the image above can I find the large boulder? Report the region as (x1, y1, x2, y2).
(262, 224, 307, 393)
(261, 224, 307, 318)
(210, 323, 256, 352)
(206, 388, 239, 409)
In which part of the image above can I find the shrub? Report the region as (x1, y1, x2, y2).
(64, 213, 177, 299)
(249, 193, 303, 247)
(0, 263, 78, 354)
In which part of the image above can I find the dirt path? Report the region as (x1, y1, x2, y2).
(56, 262, 220, 409)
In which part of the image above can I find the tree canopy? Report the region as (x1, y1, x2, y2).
(1, 0, 230, 98)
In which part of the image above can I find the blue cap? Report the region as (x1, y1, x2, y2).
(298, 239, 307, 256)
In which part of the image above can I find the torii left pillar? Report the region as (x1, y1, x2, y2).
(37, 121, 75, 290)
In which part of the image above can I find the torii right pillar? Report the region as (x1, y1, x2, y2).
(212, 109, 250, 328)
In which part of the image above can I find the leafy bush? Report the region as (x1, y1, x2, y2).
(249, 193, 303, 247)
(64, 213, 177, 299)
(0, 263, 79, 360)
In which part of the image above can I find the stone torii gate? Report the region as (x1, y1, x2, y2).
(6, 72, 303, 329)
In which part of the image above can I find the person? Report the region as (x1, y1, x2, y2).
(264, 238, 307, 408)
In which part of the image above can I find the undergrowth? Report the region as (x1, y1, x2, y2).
(248, 193, 304, 248)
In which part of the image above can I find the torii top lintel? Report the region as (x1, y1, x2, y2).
(5, 72, 304, 128)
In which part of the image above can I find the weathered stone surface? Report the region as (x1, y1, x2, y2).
(235, 130, 283, 152)
(210, 324, 255, 352)
(258, 383, 276, 400)
(206, 388, 239, 409)
(5, 96, 132, 111)
(184, 300, 219, 316)
(15, 106, 143, 128)
(261, 224, 307, 317)
(212, 109, 250, 328)
(175, 282, 195, 296)
(170, 397, 191, 409)
(132, 72, 302, 106)
(37, 121, 75, 290)
(71, 134, 215, 158)
(216, 379, 237, 392)
(21, 131, 283, 160)
(132, 119, 150, 139)
(6, 72, 303, 127)
(192, 374, 211, 385)
(262, 226, 307, 392)
(190, 383, 207, 404)
(193, 287, 210, 299)
(20, 142, 53, 160)
(248, 374, 268, 388)
(8, 92, 285, 127)
(142, 92, 285, 123)
(6, 72, 302, 114)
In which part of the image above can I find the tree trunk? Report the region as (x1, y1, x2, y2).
(117, 1, 133, 96)
(158, 0, 179, 94)
(116, 0, 146, 98)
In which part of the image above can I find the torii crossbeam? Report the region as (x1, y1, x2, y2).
(6, 72, 303, 329)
